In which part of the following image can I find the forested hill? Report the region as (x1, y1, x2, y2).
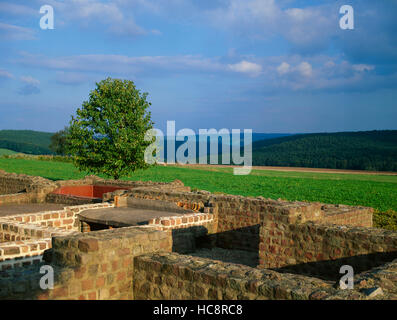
(252, 130, 397, 172)
(0, 130, 53, 155)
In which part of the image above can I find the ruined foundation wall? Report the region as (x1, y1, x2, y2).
(0, 170, 39, 195)
(133, 252, 397, 300)
(45, 193, 102, 205)
(264, 222, 397, 280)
(322, 205, 373, 227)
(258, 205, 396, 279)
(0, 193, 37, 205)
(1, 175, 395, 300)
(123, 188, 374, 256)
(0, 170, 57, 203)
(0, 203, 113, 271)
(0, 226, 172, 300)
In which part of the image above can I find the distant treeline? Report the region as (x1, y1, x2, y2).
(1, 129, 397, 172)
(0, 140, 53, 155)
(251, 130, 397, 172)
(0, 130, 53, 155)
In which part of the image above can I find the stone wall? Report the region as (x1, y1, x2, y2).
(0, 170, 190, 206)
(46, 193, 102, 205)
(0, 170, 39, 195)
(0, 203, 113, 271)
(38, 226, 171, 300)
(0, 173, 396, 300)
(322, 205, 373, 227)
(0, 193, 36, 205)
(147, 212, 217, 253)
(0, 239, 51, 270)
(0, 226, 172, 300)
(263, 222, 397, 280)
(133, 252, 397, 300)
(120, 188, 374, 256)
(0, 170, 57, 203)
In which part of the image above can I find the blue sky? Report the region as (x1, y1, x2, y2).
(0, 0, 396, 133)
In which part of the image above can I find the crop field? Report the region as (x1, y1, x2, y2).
(0, 157, 396, 230)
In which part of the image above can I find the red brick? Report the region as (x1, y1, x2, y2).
(96, 276, 105, 288)
(88, 291, 96, 300)
(52, 287, 68, 298)
(82, 279, 94, 291)
(112, 260, 119, 271)
(117, 271, 126, 281)
(122, 258, 130, 268)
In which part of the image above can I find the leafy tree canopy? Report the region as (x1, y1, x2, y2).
(67, 78, 155, 179)
(50, 127, 70, 155)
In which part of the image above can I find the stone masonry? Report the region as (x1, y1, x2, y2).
(0, 170, 396, 300)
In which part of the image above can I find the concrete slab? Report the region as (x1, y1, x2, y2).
(77, 207, 186, 227)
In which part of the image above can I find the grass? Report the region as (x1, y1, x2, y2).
(0, 148, 18, 156)
(0, 157, 396, 230)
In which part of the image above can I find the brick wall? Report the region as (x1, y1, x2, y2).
(257, 204, 395, 280)
(263, 222, 397, 280)
(35, 226, 172, 300)
(133, 252, 396, 300)
(1, 175, 395, 300)
(0, 238, 51, 270)
(123, 188, 374, 256)
(147, 212, 217, 253)
(0, 203, 114, 271)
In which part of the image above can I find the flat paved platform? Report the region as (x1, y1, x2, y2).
(78, 207, 185, 227)
(0, 203, 68, 217)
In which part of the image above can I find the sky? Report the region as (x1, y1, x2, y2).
(0, 0, 396, 134)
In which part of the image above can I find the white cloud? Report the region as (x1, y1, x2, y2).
(0, 22, 36, 40)
(276, 61, 312, 77)
(228, 60, 262, 75)
(16, 52, 260, 77)
(18, 76, 40, 95)
(20, 75, 40, 85)
(14, 52, 391, 93)
(277, 62, 290, 75)
(41, 0, 149, 37)
(297, 62, 313, 77)
(352, 64, 375, 72)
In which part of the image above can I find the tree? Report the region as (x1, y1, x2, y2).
(49, 127, 70, 155)
(66, 78, 155, 180)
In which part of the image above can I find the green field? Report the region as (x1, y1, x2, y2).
(0, 158, 396, 229)
(0, 148, 18, 156)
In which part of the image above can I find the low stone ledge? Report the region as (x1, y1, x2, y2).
(0, 238, 52, 270)
(50, 225, 172, 268)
